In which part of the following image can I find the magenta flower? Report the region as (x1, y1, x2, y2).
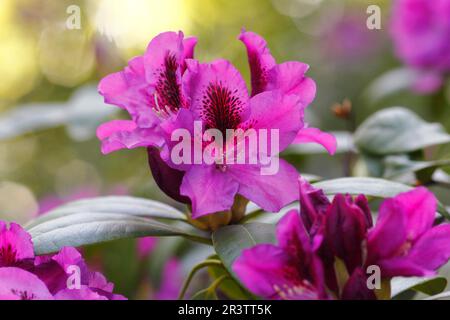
(391, 0, 450, 93)
(97, 31, 197, 154)
(0, 221, 126, 300)
(365, 187, 450, 278)
(234, 180, 450, 300)
(97, 30, 336, 218)
(233, 210, 329, 300)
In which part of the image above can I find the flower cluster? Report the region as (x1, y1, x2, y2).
(0, 221, 125, 300)
(391, 0, 450, 93)
(233, 180, 450, 300)
(97, 31, 336, 219)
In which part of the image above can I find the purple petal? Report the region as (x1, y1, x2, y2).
(0, 267, 53, 300)
(183, 59, 250, 127)
(54, 286, 107, 300)
(299, 178, 330, 233)
(181, 37, 198, 71)
(341, 268, 376, 300)
(407, 224, 450, 271)
(227, 160, 299, 213)
(367, 198, 407, 263)
(376, 257, 432, 278)
(97, 120, 164, 154)
(0, 222, 34, 267)
(355, 194, 373, 228)
(232, 244, 298, 299)
(386, 187, 437, 241)
(276, 210, 311, 254)
(242, 90, 303, 152)
(98, 56, 156, 127)
(144, 31, 188, 113)
(147, 147, 190, 203)
(325, 195, 367, 273)
(238, 30, 276, 96)
(180, 165, 239, 218)
(294, 127, 337, 155)
(266, 61, 316, 106)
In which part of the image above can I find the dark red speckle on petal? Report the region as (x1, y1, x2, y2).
(0, 243, 18, 266)
(153, 52, 184, 112)
(200, 82, 244, 135)
(11, 289, 36, 300)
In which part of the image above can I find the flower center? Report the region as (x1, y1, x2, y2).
(153, 52, 184, 115)
(0, 243, 18, 266)
(200, 82, 244, 135)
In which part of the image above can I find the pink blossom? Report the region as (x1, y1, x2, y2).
(0, 221, 126, 300)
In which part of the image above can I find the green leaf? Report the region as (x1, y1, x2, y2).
(25, 196, 187, 230)
(212, 223, 276, 281)
(354, 107, 450, 155)
(363, 68, 416, 103)
(383, 155, 450, 179)
(424, 291, 450, 300)
(314, 177, 412, 198)
(391, 276, 448, 298)
(313, 177, 450, 219)
(27, 212, 210, 255)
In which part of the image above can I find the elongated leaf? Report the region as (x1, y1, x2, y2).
(424, 291, 450, 300)
(0, 86, 115, 141)
(391, 276, 447, 298)
(314, 177, 412, 198)
(313, 177, 450, 219)
(27, 212, 210, 255)
(212, 223, 276, 280)
(354, 107, 450, 155)
(383, 156, 450, 179)
(25, 196, 186, 230)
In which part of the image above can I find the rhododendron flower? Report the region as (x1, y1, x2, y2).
(233, 210, 329, 300)
(0, 221, 125, 300)
(391, 0, 450, 93)
(97, 30, 336, 218)
(233, 181, 450, 300)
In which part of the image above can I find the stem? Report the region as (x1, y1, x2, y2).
(207, 275, 230, 298)
(239, 209, 265, 223)
(178, 259, 223, 300)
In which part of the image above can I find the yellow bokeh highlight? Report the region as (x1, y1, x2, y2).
(90, 0, 191, 58)
(0, 0, 39, 103)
